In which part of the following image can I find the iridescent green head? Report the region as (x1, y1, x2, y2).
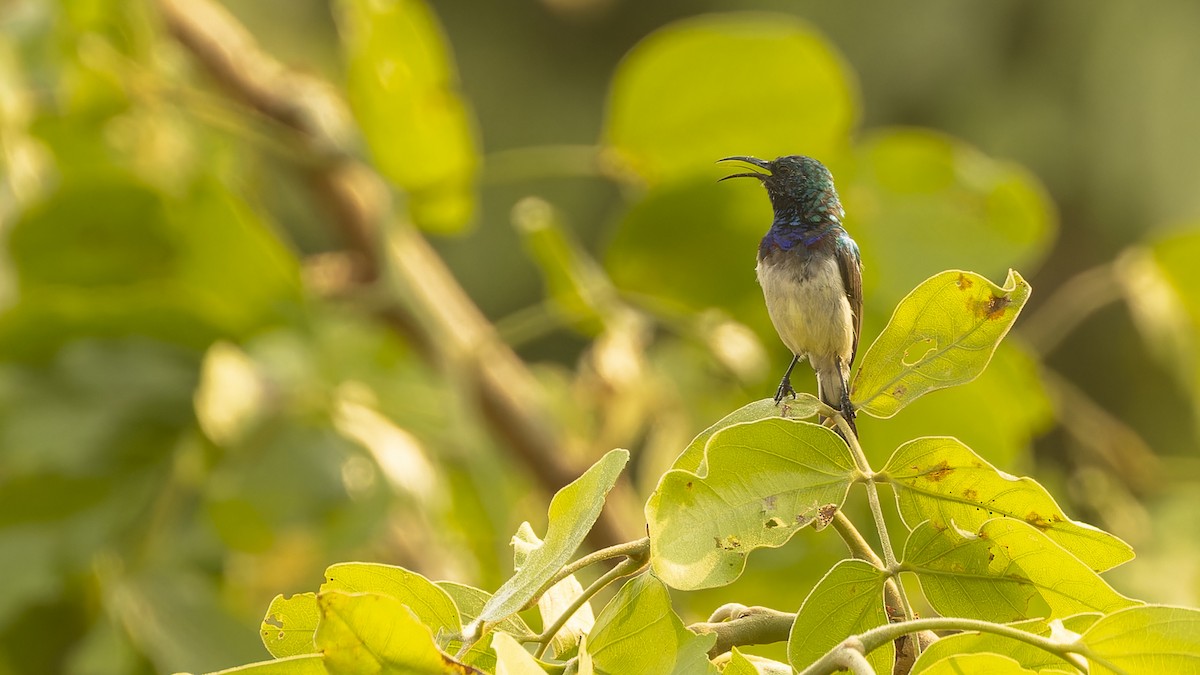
(719, 155, 842, 228)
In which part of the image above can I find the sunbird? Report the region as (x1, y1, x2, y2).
(719, 155, 862, 434)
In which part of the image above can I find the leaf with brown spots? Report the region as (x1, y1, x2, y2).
(880, 437, 1133, 572)
(852, 270, 1031, 418)
(903, 519, 1137, 623)
(646, 418, 860, 590)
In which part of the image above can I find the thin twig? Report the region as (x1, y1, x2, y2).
(533, 557, 646, 659)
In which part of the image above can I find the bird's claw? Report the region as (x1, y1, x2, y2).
(839, 388, 855, 422)
(773, 379, 796, 405)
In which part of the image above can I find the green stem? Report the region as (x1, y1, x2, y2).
(837, 646, 878, 675)
(830, 512, 908, 626)
(533, 557, 646, 659)
(832, 414, 918, 642)
(522, 537, 650, 612)
(799, 617, 1089, 675)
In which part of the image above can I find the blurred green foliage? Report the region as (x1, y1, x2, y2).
(1, 0, 1199, 672)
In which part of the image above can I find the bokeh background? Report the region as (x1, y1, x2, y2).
(2, 0, 1199, 672)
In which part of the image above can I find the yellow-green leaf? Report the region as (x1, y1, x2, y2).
(321, 563, 460, 637)
(260, 593, 319, 658)
(1082, 605, 1200, 675)
(604, 13, 856, 183)
(586, 574, 716, 675)
(671, 396, 818, 474)
(475, 449, 629, 626)
(787, 560, 892, 674)
(904, 519, 1137, 623)
(647, 418, 858, 590)
(880, 437, 1133, 572)
(315, 591, 475, 675)
(852, 269, 1031, 418)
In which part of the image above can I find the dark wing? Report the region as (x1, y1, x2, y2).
(837, 234, 864, 366)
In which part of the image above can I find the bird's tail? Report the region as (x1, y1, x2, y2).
(817, 361, 857, 440)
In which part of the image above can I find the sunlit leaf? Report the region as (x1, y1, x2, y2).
(260, 593, 319, 658)
(587, 574, 717, 675)
(787, 560, 892, 674)
(852, 269, 1031, 418)
(647, 418, 859, 590)
(1082, 605, 1200, 674)
(604, 13, 856, 182)
(474, 449, 629, 627)
(321, 563, 460, 637)
(903, 519, 1137, 623)
(671, 396, 818, 474)
(336, 0, 477, 232)
(880, 437, 1133, 572)
(315, 591, 475, 674)
(912, 613, 1100, 673)
(490, 631, 547, 675)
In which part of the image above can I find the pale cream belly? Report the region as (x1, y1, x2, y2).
(756, 255, 854, 364)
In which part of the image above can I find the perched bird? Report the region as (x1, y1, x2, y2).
(719, 155, 862, 433)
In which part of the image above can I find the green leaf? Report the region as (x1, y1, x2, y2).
(917, 653, 1044, 675)
(646, 418, 859, 590)
(787, 560, 893, 674)
(209, 654, 329, 675)
(1081, 605, 1200, 674)
(604, 13, 856, 182)
(912, 613, 1100, 673)
(315, 591, 476, 675)
(490, 631, 547, 675)
(671, 396, 818, 474)
(475, 449, 630, 626)
(261, 593, 320, 658)
(336, 0, 477, 232)
(321, 563, 460, 637)
(586, 574, 717, 675)
(903, 519, 1137, 623)
(880, 437, 1133, 572)
(852, 269, 1031, 418)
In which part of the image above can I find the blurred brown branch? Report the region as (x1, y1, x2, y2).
(155, 0, 637, 549)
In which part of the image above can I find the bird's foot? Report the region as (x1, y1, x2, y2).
(773, 378, 796, 405)
(840, 388, 856, 422)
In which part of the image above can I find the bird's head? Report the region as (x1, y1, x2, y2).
(719, 155, 841, 226)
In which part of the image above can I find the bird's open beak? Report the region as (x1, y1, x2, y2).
(717, 156, 771, 181)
